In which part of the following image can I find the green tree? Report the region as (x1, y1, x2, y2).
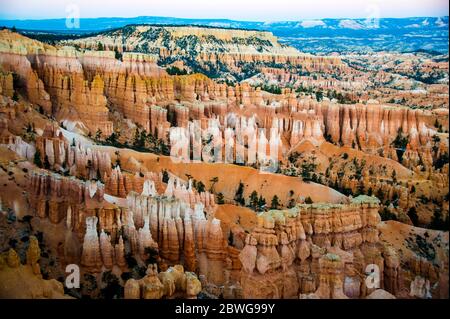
(271, 195, 280, 209)
(195, 181, 205, 193)
(258, 196, 266, 211)
(114, 48, 122, 61)
(376, 188, 384, 202)
(392, 128, 409, 150)
(407, 207, 419, 226)
(162, 170, 169, 183)
(97, 42, 104, 51)
(287, 198, 296, 208)
(391, 170, 397, 184)
(33, 149, 43, 168)
(305, 196, 313, 204)
(429, 210, 449, 231)
(249, 191, 259, 210)
(234, 182, 245, 206)
(133, 128, 146, 149)
(106, 132, 119, 146)
(316, 90, 323, 102)
(209, 177, 219, 193)
(216, 192, 225, 205)
(43, 155, 51, 169)
(379, 207, 397, 221)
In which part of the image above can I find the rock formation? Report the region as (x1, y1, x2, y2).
(124, 264, 201, 299)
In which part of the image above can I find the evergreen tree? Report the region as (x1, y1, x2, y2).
(162, 170, 169, 183)
(258, 196, 266, 211)
(249, 191, 259, 210)
(195, 181, 206, 193)
(43, 155, 51, 169)
(271, 195, 280, 209)
(33, 149, 43, 168)
(429, 210, 449, 231)
(234, 182, 245, 206)
(287, 198, 296, 208)
(407, 207, 419, 226)
(209, 177, 219, 193)
(391, 170, 397, 184)
(217, 192, 225, 205)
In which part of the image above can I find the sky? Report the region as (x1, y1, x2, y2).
(0, 0, 448, 21)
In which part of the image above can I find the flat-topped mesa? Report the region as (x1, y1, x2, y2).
(239, 195, 391, 299)
(65, 25, 344, 74)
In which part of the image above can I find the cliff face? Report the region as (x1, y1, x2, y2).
(237, 195, 446, 299)
(126, 189, 224, 284)
(1, 29, 443, 162)
(35, 124, 112, 180)
(0, 246, 70, 299)
(64, 25, 345, 81)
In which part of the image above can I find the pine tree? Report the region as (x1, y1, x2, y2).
(43, 155, 51, 169)
(271, 195, 280, 209)
(234, 182, 245, 206)
(33, 149, 43, 168)
(209, 177, 219, 193)
(258, 196, 266, 211)
(407, 207, 419, 226)
(162, 170, 169, 183)
(217, 192, 225, 205)
(195, 181, 205, 193)
(249, 191, 259, 210)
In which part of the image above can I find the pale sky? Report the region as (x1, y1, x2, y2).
(0, 0, 448, 21)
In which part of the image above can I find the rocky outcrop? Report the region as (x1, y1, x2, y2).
(0, 247, 69, 299)
(66, 25, 344, 81)
(35, 124, 112, 179)
(239, 195, 389, 299)
(0, 30, 52, 113)
(28, 170, 105, 224)
(124, 264, 201, 299)
(126, 191, 226, 286)
(0, 69, 13, 98)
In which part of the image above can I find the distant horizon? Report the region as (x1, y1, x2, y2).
(0, 0, 448, 21)
(0, 14, 449, 23)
